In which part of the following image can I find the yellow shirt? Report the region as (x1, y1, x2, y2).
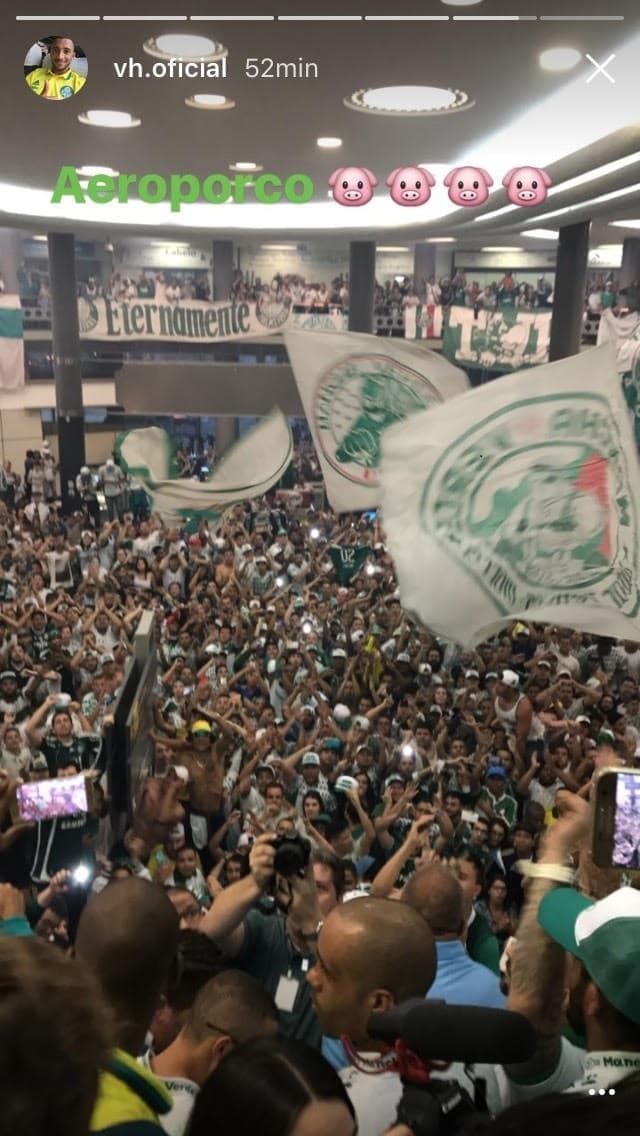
(25, 67, 86, 100)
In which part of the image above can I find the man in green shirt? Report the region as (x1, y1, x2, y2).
(477, 765, 519, 828)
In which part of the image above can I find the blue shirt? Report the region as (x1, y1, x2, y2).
(427, 939, 506, 1010)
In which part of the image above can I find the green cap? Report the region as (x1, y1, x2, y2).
(539, 886, 640, 1025)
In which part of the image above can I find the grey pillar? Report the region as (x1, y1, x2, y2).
(213, 240, 234, 301)
(0, 229, 22, 292)
(413, 242, 436, 296)
(620, 238, 640, 291)
(48, 233, 85, 513)
(549, 221, 590, 362)
(435, 245, 455, 282)
(216, 416, 239, 458)
(213, 241, 238, 444)
(348, 241, 375, 332)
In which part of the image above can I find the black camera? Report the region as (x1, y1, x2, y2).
(273, 832, 311, 878)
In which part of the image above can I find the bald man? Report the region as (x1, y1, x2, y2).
(307, 897, 437, 1136)
(402, 864, 505, 1011)
(75, 877, 180, 1135)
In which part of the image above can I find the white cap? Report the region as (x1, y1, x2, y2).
(465, 669, 480, 679)
(500, 669, 520, 689)
(353, 715, 371, 731)
(333, 703, 351, 723)
(332, 648, 347, 659)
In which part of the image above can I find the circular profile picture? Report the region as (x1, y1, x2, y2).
(24, 35, 88, 100)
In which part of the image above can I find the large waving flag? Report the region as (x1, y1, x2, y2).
(285, 329, 469, 512)
(116, 408, 293, 526)
(598, 309, 640, 447)
(380, 345, 640, 645)
(0, 295, 24, 390)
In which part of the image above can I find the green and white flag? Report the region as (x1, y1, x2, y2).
(597, 309, 640, 448)
(285, 329, 469, 513)
(327, 545, 370, 584)
(116, 408, 293, 527)
(380, 345, 640, 645)
(0, 295, 24, 390)
(443, 306, 551, 372)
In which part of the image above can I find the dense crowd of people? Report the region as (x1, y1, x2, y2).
(0, 436, 639, 1135)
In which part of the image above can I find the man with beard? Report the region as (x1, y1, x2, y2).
(25, 36, 87, 99)
(497, 792, 640, 1108)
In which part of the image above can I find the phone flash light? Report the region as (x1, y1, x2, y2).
(72, 865, 90, 885)
(276, 576, 286, 587)
(402, 744, 414, 758)
(366, 564, 375, 577)
(310, 527, 320, 540)
(302, 621, 313, 635)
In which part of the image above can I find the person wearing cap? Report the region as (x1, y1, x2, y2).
(501, 791, 640, 1108)
(494, 669, 545, 767)
(477, 765, 518, 828)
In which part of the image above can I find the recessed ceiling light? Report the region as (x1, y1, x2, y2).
(317, 137, 342, 149)
(151, 240, 189, 247)
(78, 110, 140, 128)
(378, 246, 410, 252)
(143, 34, 226, 62)
(229, 162, 262, 172)
(261, 244, 296, 250)
(31, 235, 47, 241)
(481, 246, 525, 252)
(611, 220, 640, 229)
(345, 85, 473, 116)
(426, 237, 456, 243)
(77, 165, 119, 178)
(521, 229, 559, 239)
(441, 0, 484, 6)
(186, 93, 235, 110)
(539, 47, 582, 72)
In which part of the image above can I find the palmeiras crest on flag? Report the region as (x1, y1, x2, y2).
(421, 392, 640, 619)
(314, 354, 440, 486)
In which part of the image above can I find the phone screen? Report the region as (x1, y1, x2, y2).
(612, 771, 640, 869)
(16, 774, 88, 822)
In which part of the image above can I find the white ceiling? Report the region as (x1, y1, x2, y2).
(3, 0, 640, 248)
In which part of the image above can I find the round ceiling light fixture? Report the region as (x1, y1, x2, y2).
(78, 110, 140, 128)
(345, 84, 473, 116)
(317, 137, 343, 149)
(441, 0, 484, 6)
(143, 34, 227, 62)
(229, 162, 262, 172)
(539, 47, 582, 72)
(185, 93, 235, 110)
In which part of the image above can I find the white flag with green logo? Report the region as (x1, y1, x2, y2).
(116, 408, 293, 526)
(0, 295, 24, 390)
(285, 329, 469, 512)
(380, 345, 640, 645)
(597, 309, 640, 448)
(404, 304, 444, 340)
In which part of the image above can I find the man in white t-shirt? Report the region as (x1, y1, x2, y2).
(140, 970, 279, 1136)
(500, 789, 640, 1111)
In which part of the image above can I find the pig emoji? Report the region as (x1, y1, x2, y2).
(386, 166, 436, 206)
(502, 166, 552, 206)
(329, 166, 378, 206)
(444, 166, 493, 207)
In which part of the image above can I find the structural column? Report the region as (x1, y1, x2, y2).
(413, 242, 436, 296)
(434, 245, 455, 283)
(620, 238, 640, 308)
(0, 229, 22, 292)
(213, 240, 239, 449)
(348, 241, 376, 332)
(48, 232, 85, 513)
(549, 221, 590, 362)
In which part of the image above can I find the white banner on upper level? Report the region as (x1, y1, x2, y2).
(77, 295, 347, 342)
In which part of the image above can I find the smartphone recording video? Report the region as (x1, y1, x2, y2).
(593, 767, 640, 869)
(14, 773, 91, 822)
